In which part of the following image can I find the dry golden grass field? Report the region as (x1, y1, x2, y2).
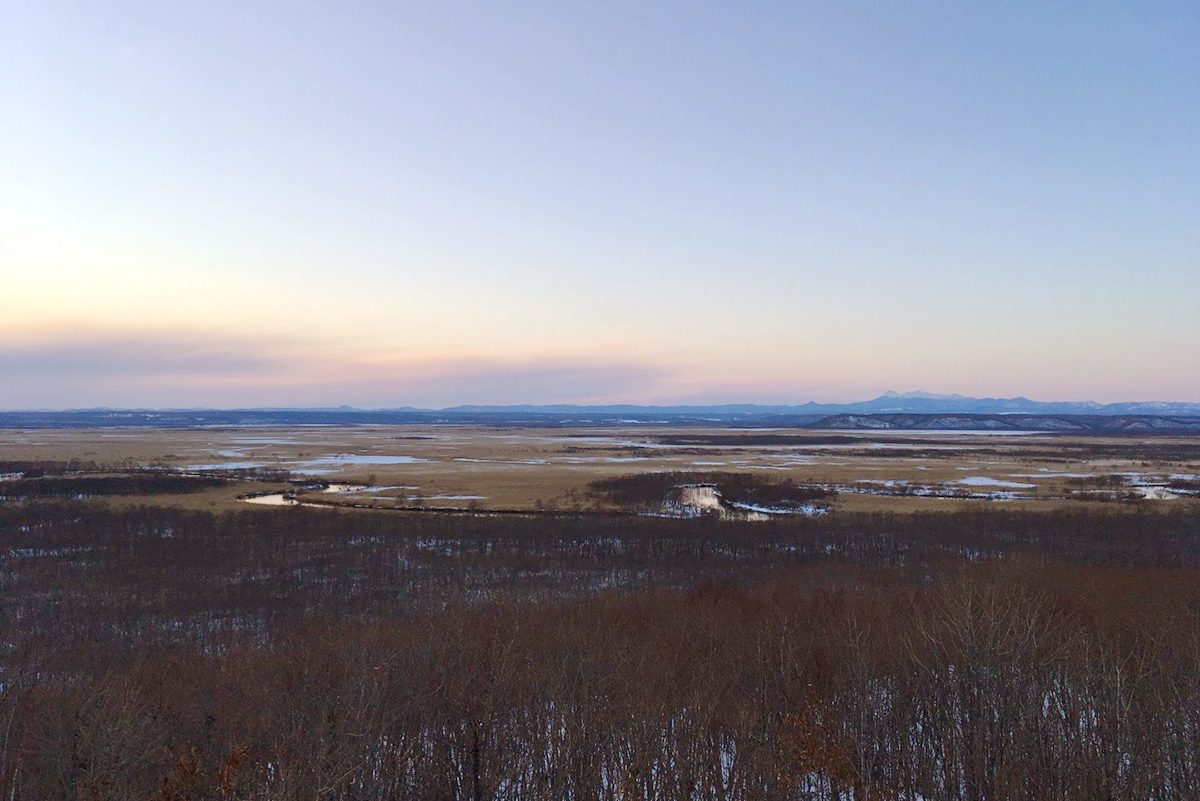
(3, 425, 1198, 515)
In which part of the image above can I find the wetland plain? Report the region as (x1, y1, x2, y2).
(3, 424, 1198, 516)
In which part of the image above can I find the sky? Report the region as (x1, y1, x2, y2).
(2, 1, 1198, 408)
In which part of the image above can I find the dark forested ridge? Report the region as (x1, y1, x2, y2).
(2, 499, 1200, 799)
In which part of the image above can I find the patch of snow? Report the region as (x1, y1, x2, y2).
(241, 493, 296, 506)
(676, 485, 724, 511)
(1134, 486, 1178, 500)
(728, 501, 829, 517)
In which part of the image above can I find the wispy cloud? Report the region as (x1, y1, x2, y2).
(0, 331, 287, 378)
(0, 326, 675, 408)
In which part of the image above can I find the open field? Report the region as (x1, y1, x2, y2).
(2, 424, 1198, 515)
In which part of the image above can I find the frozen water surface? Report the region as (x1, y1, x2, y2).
(293, 454, 429, 467)
(955, 476, 1036, 488)
(410, 494, 485, 501)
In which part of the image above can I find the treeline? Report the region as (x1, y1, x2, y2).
(1170, 478, 1200, 493)
(1, 462, 295, 483)
(4, 560, 1200, 799)
(2, 502, 1200, 798)
(0, 474, 225, 499)
(590, 472, 833, 511)
(3, 503, 1198, 657)
(0, 459, 102, 477)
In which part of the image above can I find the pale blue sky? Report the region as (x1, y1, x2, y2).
(2, 1, 1198, 407)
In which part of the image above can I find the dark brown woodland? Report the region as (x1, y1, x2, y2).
(1, 500, 1198, 799)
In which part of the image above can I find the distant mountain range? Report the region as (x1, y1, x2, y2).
(446, 391, 1200, 417)
(812, 413, 1200, 432)
(3, 392, 1200, 430)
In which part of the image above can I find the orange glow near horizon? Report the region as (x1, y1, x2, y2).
(2, 316, 1196, 409)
